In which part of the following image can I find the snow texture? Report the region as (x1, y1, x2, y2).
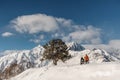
(0, 45, 45, 72)
(67, 42, 85, 51)
(0, 43, 119, 80)
(10, 62, 120, 80)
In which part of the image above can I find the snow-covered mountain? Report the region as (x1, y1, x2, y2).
(0, 45, 45, 79)
(68, 48, 119, 65)
(9, 48, 120, 80)
(67, 42, 85, 51)
(0, 43, 119, 80)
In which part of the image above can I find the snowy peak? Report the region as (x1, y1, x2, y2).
(68, 48, 119, 65)
(0, 45, 45, 79)
(31, 45, 44, 51)
(84, 48, 119, 63)
(88, 49, 110, 63)
(67, 42, 85, 51)
(30, 45, 45, 57)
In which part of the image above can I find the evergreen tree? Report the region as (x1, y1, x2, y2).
(42, 39, 71, 65)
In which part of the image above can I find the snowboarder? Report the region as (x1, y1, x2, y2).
(80, 57, 84, 65)
(84, 54, 89, 64)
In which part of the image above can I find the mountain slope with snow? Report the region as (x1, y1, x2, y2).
(9, 47, 120, 80)
(0, 45, 44, 72)
(68, 48, 119, 64)
(10, 62, 120, 80)
(0, 45, 45, 79)
(0, 43, 120, 79)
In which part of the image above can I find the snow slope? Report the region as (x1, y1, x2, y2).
(0, 42, 117, 73)
(9, 47, 120, 80)
(10, 62, 120, 80)
(0, 43, 120, 80)
(0, 45, 44, 72)
(68, 48, 119, 64)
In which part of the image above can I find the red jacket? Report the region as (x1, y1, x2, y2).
(84, 54, 89, 61)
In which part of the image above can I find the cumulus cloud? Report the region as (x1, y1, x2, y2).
(11, 14, 59, 34)
(10, 14, 81, 34)
(30, 35, 44, 43)
(4, 13, 120, 52)
(99, 40, 120, 49)
(9, 13, 102, 44)
(1, 32, 14, 37)
(84, 39, 120, 51)
(63, 25, 101, 44)
(56, 18, 73, 27)
(109, 40, 120, 48)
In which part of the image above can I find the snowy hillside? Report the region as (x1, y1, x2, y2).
(68, 48, 119, 64)
(0, 43, 120, 79)
(0, 45, 45, 79)
(84, 45, 120, 60)
(0, 45, 44, 71)
(10, 62, 120, 80)
(9, 48, 120, 80)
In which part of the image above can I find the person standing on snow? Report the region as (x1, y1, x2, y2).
(84, 54, 89, 64)
(80, 57, 84, 65)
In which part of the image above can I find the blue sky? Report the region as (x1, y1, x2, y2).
(0, 0, 120, 51)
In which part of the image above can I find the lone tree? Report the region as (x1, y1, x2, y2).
(41, 39, 71, 65)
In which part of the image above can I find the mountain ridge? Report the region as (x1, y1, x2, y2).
(0, 42, 119, 79)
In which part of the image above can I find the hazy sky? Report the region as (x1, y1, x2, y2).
(0, 0, 120, 50)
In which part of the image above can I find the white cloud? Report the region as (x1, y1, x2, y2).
(84, 39, 120, 51)
(30, 39, 40, 44)
(4, 13, 120, 52)
(52, 33, 65, 38)
(10, 14, 78, 34)
(109, 40, 120, 48)
(9, 13, 102, 44)
(1, 32, 14, 37)
(11, 14, 59, 34)
(63, 25, 101, 44)
(30, 35, 44, 43)
(56, 18, 73, 27)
